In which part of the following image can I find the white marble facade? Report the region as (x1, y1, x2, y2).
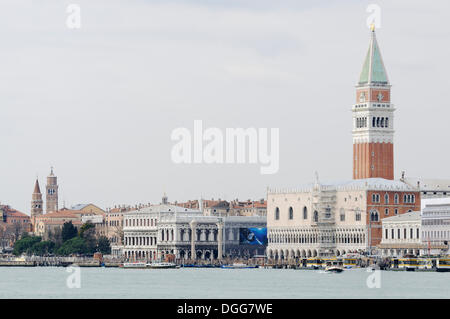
(123, 202, 266, 261)
(267, 177, 418, 259)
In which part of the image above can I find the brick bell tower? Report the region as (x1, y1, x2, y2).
(46, 167, 59, 213)
(31, 178, 43, 217)
(353, 25, 394, 180)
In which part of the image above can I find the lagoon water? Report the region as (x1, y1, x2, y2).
(0, 267, 448, 298)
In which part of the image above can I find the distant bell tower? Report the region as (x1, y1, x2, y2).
(162, 193, 168, 205)
(46, 167, 59, 213)
(353, 25, 394, 180)
(31, 179, 43, 217)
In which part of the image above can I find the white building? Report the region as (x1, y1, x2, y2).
(379, 211, 422, 257)
(378, 198, 450, 256)
(158, 214, 266, 260)
(123, 198, 198, 261)
(267, 177, 420, 260)
(421, 198, 450, 255)
(123, 196, 266, 261)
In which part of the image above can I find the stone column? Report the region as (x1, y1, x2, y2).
(190, 220, 197, 261)
(200, 229, 206, 241)
(216, 220, 224, 261)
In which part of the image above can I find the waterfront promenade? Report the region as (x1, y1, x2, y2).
(0, 255, 437, 271)
(0, 256, 122, 267)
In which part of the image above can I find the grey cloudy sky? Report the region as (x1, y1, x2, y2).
(1, 0, 449, 214)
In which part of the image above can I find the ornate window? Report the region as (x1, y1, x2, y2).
(313, 211, 319, 222)
(370, 211, 379, 222)
(384, 193, 389, 204)
(288, 207, 293, 220)
(394, 194, 399, 204)
(340, 208, 345, 221)
(303, 206, 308, 220)
(275, 207, 280, 220)
(372, 194, 380, 203)
(404, 194, 414, 203)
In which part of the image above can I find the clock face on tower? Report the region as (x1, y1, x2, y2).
(377, 92, 384, 102)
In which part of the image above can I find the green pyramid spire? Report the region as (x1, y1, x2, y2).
(358, 29, 389, 85)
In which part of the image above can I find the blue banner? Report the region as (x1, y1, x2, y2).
(239, 228, 267, 245)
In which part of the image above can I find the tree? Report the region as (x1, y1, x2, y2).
(79, 221, 95, 237)
(61, 221, 78, 242)
(97, 236, 111, 255)
(13, 236, 42, 256)
(57, 237, 87, 256)
(112, 224, 124, 245)
(30, 241, 55, 256)
(12, 223, 25, 243)
(79, 221, 97, 254)
(47, 228, 63, 247)
(0, 225, 8, 249)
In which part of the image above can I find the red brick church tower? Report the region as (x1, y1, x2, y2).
(353, 26, 394, 180)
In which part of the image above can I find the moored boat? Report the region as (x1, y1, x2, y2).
(397, 257, 434, 271)
(121, 262, 147, 269)
(436, 257, 450, 272)
(306, 258, 322, 269)
(147, 262, 179, 269)
(221, 263, 258, 269)
(343, 258, 358, 269)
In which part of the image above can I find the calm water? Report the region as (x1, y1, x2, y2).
(0, 267, 448, 298)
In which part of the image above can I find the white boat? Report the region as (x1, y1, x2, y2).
(325, 265, 344, 273)
(147, 262, 179, 269)
(221, 263, 258, 269)
(122, 262, 147, 269)
(324, 260, 344, 273)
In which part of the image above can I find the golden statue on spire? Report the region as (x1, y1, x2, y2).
(370, 23, 376, 32)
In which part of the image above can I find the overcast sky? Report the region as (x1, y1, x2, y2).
(1, 0, 449, 214)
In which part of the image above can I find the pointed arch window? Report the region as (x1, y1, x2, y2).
(275, 207, 280, 220)
(370, 211, 379, 222)
(394, 194, 399, 204)
(288, 207, 294, 220)
(303, 207, 308, 220)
